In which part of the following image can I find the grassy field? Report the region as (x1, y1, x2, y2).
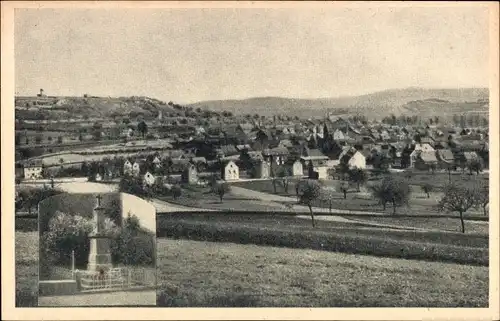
(157, 213, 488, 265)
(347, 216, 489, 234)
(157, 239, 488, 307)
(158, 185, 288, 212)
(15, 231, 38, 307)
(232, 174, 487, 216)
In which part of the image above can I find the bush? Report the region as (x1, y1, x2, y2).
(40, 211, 93, 278)
(111, 213, 155, 267)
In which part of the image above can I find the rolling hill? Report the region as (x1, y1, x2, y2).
(15, 87, 489, 121)
(187, 87, 489, 118)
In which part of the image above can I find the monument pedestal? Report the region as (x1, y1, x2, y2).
(87, 235, 113, 272)
(87, 199, 114, 272)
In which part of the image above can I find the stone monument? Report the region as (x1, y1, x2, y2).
(87, 194, 113, 272)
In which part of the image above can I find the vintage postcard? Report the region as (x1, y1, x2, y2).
(2, 1, 499, 320)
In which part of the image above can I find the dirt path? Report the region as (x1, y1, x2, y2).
(148, 198, 214, 213)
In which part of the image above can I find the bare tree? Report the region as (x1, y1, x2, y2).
(336, 180, 349, 199)
(438, 183, 477, 233)
(277, 167, 291, 194)
(467, 159, 483, 175)
(320, 186, 336, 213)
(298, 180, 322, 227)
(370, 176, 411, 214)
(348, 167, 368, 192)
(475, 182, 489, 216)
(213, 182, 231, 203)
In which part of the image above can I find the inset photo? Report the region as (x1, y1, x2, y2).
(37, 192, 157, 307)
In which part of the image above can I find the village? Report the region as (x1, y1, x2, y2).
(16, 106, 489, 192)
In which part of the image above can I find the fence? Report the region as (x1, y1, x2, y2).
(76, 267, 156, 292)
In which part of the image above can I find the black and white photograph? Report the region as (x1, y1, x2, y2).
(7, 1, 497, 316)
(37, 192, 157, 306)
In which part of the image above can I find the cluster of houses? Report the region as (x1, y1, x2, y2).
(16, 116, 489, 185)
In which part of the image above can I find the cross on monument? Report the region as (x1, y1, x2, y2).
(96, 194, 103, 207)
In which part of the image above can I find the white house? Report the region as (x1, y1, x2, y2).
(123, 160, 133, 175)
(143, 171, 156, 186)
(23, 160, 43, 180)
(333, 129, 345, 140)
(153, 156, 162, 168)
(221, 160, 239, 181)
(409, 143, 435, 168)
(339, 148, 366, 169)
(131, 161, 141, 177)
(292, 160, 303, 177)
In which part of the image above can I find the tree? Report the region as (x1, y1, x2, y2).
(348, 167, 368, 192)
(421, 183, 433, 198)
(370, 176, 411, 214)
(171, 185, 182, 200)
(438, 183, 477, 233)
(92, 122, 103, 141)
(320, 186, 336, 213)
(277, 168, 291, 194)
(467, 158, 483, 175)
(47, 136, 53, 142)
(16, 187, 61, 215)
(57, 136, 63, 144)
(40, 211, 94, 276)
(295, 179, 308, 202)
(213, 182, 230, 202)
(119, 176, 149, 198)
(336, 163, 350, 180)
(298, 180, 322, 227)
(137, 120, 148, 139)
(35, 135, 42, 144)
(475, 182, 489, 216)
(337, 180, 349, 199)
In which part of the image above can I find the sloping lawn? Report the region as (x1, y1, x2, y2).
(16, 231, 39, 307)
(157, 213, 488, 265)
(347, 216, 489, 235)
(157, 239, 488, 307)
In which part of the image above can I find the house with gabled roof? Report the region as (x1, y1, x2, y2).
(339, 147, 366, 169)
(414, 151, 438, 171)
(221, 160, 239, 181)
(23, 159, 44, 180)
(262, 146, 290, 165)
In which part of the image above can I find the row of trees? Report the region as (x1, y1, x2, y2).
(295, 174, 488, 233)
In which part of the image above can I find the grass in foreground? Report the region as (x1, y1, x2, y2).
(157, 239, 488, 307)
(15, 231, 38, 307)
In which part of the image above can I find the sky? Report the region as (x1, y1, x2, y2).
(15, 6, 490, 104)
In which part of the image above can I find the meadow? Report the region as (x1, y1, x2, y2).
(156, 238, 488, 307)
(157, 213, 488, 266)
(231, 171, 488, 217)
